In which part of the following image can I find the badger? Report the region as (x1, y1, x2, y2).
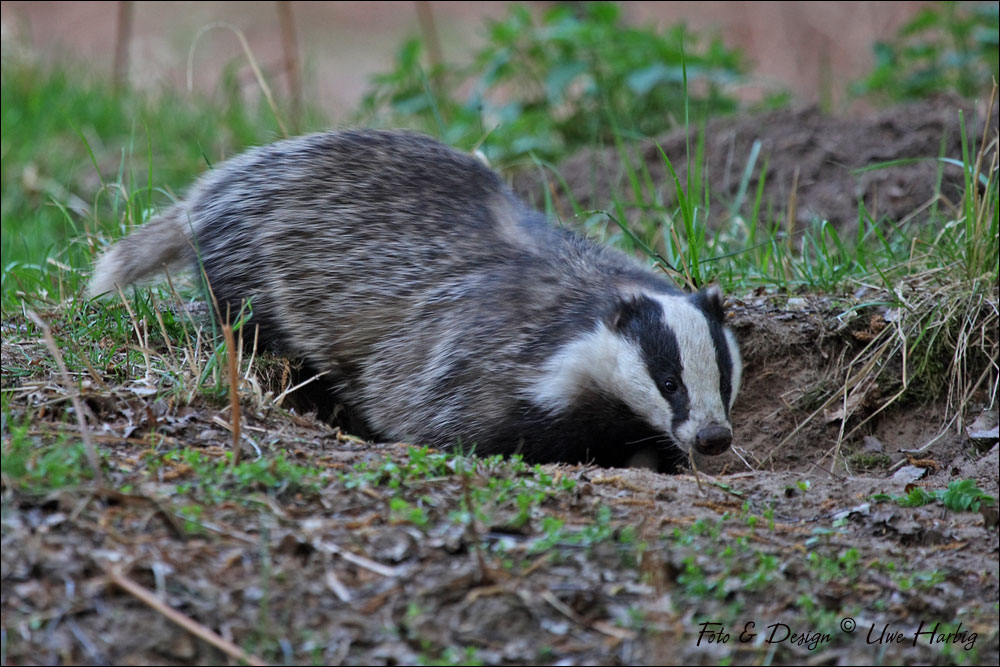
(88, 130, 741, 472)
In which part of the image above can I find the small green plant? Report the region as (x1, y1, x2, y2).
(895, 569, 947, 592)
(940, 478, 997, 511)
(806, 547, 861, 583)
(848, 451, 892, 471)
(888, 485, 942, 508)
(154, 448, 325, 504)
(666, 512, 786, 601)
(854, 1, 999, 102)
(524, 502, 646, 568)
(417, 645, 483, 667)
(361, 2, 745, 164)
(390, 497, 432, 528)
(1, 418, 96, 493)
(871, 479, 996, 512)
(344, 448, 575, 533)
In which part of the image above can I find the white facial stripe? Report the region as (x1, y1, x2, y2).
(724, 327, 742, 411)
(525, 323, 675, 435)
(647, 293, 731, 448)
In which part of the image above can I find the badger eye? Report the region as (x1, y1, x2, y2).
(661, 377, 679, 394)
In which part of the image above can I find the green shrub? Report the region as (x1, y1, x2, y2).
(855, 1, 999, 101)
(360, 2, 745, 164)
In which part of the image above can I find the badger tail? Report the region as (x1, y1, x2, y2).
(86, 205, 196, 299)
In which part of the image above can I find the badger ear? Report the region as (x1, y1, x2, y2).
(691, 285, 726, 324)
(608, 293, 645, 332)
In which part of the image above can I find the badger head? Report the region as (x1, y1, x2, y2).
(529, 286, 741, 459)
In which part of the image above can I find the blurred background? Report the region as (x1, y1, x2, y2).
(2, 1, 937, 116)
(2, 1, 997, 270)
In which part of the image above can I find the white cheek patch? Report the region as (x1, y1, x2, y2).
(648, 293, 732, 450)
(525, 323, 675, 436)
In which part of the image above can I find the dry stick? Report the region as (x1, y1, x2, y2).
(106, 567, 270, 667)
(186, 22, 288, 138)
(223, 305, 242, 466)
(785, 166, 799, 284)
(245, 323, 261, 382)
(151, 297, 176, 360)
(50, 319, 110, 392)
(688, 449, 705, 494)
(414, 1, 443, 85)
(164, 271, 213, 401)
(324, 567, 352, 603)
(276, 0, 302, 133)
(669, 224, 694, 288)
(163, 270, 201, 380)
(115, 284, 152, 378)
(113, 1, 134, 89)
(273, 370, 330, 407)
(25, 309, 104, 488)
(315, 540, 402, 578)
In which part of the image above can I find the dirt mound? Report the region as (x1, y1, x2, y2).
(513, 97, 998, 233)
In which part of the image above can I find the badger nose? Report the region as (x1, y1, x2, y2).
(695, 425, 732, 455)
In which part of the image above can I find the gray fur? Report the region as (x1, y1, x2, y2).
(89, 130, 741, 470)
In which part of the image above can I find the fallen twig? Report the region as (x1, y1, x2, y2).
(315, 540, 402, 578)
(26, 309, 104, 488)
(106, 566, 269, 667)
(223, 321, 242, 466)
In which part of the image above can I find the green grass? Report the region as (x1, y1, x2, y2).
(1, 55, 293, 280)
(3, 46, 995, 299)
(1, 402, 95, 493)
(562, 117, 998, 297)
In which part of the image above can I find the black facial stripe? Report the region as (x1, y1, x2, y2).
(687, 292, 735, 415)
(615, 295, 690, 427)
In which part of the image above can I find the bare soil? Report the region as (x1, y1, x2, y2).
(2, 100, 999, 665)
(513, 97, 999, 236)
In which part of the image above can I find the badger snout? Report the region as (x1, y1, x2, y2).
(694, 424, 732, 455)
